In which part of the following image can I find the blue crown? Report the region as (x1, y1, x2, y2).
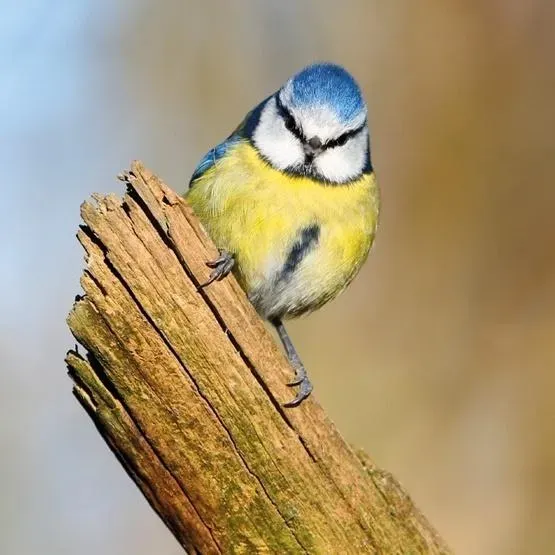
(287, 63, 365, 124)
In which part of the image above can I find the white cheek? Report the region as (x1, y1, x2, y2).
(253, 101, 304, 170)
(316, 131, 368, 183)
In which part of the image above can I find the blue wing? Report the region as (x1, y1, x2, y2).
(189, 135, 242, 185)
(189, 95, 271, 186)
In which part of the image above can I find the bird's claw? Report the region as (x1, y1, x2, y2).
(284, 376, 313, 408)
(287, 362, 307, 387)
(205, 250, 230, 269)
(284, 362, 312, 405)
(198, 250, 234, 289)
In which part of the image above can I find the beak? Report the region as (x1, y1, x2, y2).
(303, 136, 323, 160)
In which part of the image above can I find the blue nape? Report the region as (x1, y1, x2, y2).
(289, 63, 364, 124)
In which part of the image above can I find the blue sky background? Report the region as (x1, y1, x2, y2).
(0, 3, 182, 553)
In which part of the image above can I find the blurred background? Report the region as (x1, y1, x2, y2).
(1, 1, 554, 553)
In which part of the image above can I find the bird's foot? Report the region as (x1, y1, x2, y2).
(284, 369, 313, 408)
(284, 361, 313, 407)
(271, 318, 314, 407)
(198, 250, 234, 289)
(287, 359, 307, 386)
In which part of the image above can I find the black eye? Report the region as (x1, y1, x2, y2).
(284, 115, 296, 132)
(335, 134, 348, 147)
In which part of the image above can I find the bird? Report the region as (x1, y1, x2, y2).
(185, 62, 379, 407)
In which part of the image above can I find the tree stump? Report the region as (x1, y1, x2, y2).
(66, 161, 451, 554)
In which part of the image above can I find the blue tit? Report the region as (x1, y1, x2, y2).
(186, 62, 379, 406)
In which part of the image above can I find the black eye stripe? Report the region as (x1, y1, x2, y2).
(274, 93, 366, 149)
(275, 94, 304, 141)
(324, 122, 366, 149)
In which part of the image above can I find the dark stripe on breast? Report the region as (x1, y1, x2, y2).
(279, 224, 320, 282)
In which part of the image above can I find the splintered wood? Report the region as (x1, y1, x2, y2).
(66, 161, 451, 554)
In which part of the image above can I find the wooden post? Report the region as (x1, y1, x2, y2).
(65, 162, 451, 554)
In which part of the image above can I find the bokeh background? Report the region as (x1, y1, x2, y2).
(2, 1, 554, 553)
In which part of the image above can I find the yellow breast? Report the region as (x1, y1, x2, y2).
(186, 141, 379, 318)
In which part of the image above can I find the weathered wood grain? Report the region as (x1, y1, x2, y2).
(66, 161, 451, 554)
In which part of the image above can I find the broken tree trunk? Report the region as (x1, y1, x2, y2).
(65, 161, 451, 554)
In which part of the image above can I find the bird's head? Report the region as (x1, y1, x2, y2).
(252, 63, 371, 184)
